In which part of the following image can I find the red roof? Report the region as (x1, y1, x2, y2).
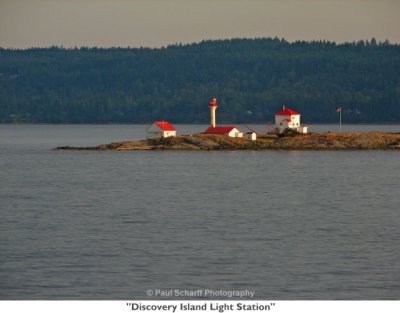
(209, 97, 218, 107)
(154, 121, 176, 131)
(275, 108, 300, 116)
(204, 126, 238, 134)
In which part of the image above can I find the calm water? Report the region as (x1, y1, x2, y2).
(1, 124, 400, 300)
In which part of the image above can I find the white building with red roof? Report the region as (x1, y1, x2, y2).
(204, 126, 243, 137)
(203, 97, 243, 138)
(275, 106, 308, 134)
(146, 121, 177, 139)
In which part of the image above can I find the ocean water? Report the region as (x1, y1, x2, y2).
(1, 124, 400, 300)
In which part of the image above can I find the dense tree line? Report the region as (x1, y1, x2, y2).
(0, 38, 399, 123)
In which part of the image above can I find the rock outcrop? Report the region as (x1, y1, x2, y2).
(55, 132, 400, 151)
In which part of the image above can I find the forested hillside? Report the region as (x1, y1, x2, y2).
(0, 38, 399, 123)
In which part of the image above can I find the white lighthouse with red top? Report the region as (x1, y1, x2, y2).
(204, 97, 244, 138)
(209, 97, 218, 127)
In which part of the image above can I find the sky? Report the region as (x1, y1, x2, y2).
(0, 0, 399, 48)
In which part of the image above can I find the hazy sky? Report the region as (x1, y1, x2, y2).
(1, 0, 399, 48)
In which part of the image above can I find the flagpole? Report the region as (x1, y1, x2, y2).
(337, 106, 342, 133)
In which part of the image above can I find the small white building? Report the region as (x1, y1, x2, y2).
(204, 126, 243, 137)
(245, 132, 257, 141)
(146, 121, 177, 139)
(275, 106, 308, 134)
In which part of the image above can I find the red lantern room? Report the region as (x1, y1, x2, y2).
(209, 97, 218, 107)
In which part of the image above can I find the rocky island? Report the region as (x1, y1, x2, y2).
(55, 132, 400, 151)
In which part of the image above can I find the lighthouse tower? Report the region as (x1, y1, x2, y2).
(204, 97, 243, 137)
(209, 97, 218, 127)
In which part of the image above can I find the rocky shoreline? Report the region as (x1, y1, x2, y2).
(55, 132, 400, 151)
